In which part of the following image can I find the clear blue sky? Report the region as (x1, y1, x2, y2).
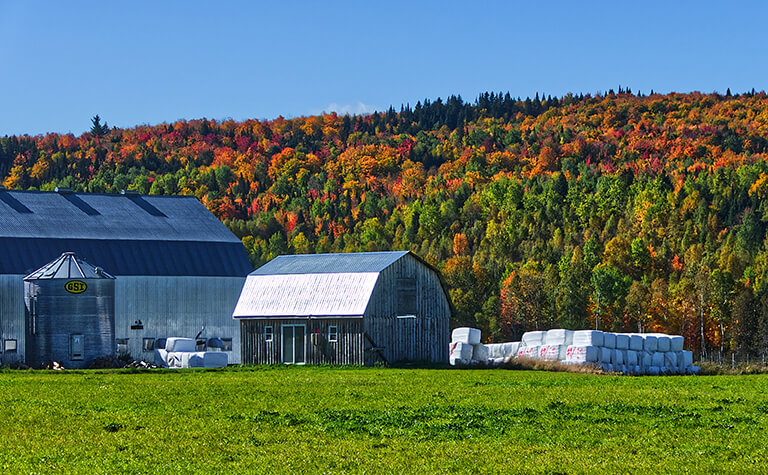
(1, 0, 766, 136)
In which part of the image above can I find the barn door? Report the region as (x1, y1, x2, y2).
(397, 316, 419, 361)
(281, 324, 306, 364)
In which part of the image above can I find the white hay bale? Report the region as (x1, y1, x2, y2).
(664, 351, 678, 369)
(601, 363, 613, 372)
(624, 350, 638, 366)
(506, 342, 520, 357)
(449, 342, 474, 365)
(518, 345, 541, 359)
(680, 350, 693, 370)
(669, 335, 684, 352)
(647, 366, 661, 375)
(165, 337, 195, 352)
(573, 330, 604, 347)
(688, 365, 701, 375)
(540, 344, 567, 361)
(486, 343, 505, 359)
(600, 347, 612, 363)
(472, 344, 489, 362)
(565, 345, 599, 363)
(615, 334, 629, 350)
(651, 352, 665, 367)
(641, 334, 658, 352)
(655, 335, 671, 352)
(544, 329, 574, 346)
(611, 349, 624, 365)
(521, 331, 547, 347)
(641, 352, 652, 368)
(603, 332, 616, 349)
(626, 334, 644, 351)
(451, 327, 481, 345)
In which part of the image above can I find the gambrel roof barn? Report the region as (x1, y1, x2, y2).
(233, 251, 452, 365)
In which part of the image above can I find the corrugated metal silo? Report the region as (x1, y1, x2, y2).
(24, 252, 115, 368)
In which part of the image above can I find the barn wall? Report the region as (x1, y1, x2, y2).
(115, 276, 245, 364)
(240, 318, 364, 365)
(0, 275, 25, 365)
(365, 254, 450, 364)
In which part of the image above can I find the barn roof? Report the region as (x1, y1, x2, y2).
(233, 251, 449, 318)
(0, 189, 251, 277)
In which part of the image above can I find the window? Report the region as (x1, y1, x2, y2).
(143, 338, 155, 352)
(328, 326, 338, 343)
(116, 338, 128, 354)
(196, 339, 206, 351)
(264, 326, 273, 342)
(155, 338, 167, 350)
(71, 334, 84, 360)
(397, 276, 417, 317)
(4, 339, 17, 353)
(222, 338, 233, 351)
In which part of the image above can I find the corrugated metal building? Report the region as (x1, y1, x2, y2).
(0, 188, 252, 365)
(233, 251, 452, 365)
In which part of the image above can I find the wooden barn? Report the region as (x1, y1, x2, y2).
(233, 251, 452, 365)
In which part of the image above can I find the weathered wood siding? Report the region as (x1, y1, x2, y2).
(364, 254, 450, 364)
(241, 318, 364, 365)
(0, 275, 25, 365)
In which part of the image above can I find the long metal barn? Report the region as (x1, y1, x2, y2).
(0, 188, 252, 366)
(233, 251, 452, 365)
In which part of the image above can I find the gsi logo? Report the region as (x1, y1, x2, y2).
(65, 280, 87, 294)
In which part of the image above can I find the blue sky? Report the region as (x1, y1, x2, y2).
(1, 1, 766, 136)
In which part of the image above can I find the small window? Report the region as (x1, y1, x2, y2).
(196, 339, 206, 351)
(222, 338, 233, 351)
(397, 277, 417, 317)
(155, 338, 167, 350)
(143, 338, 155, 352)
(264, 326, 273, 342)
(328, 326, 338, 343)
(116, 338, 129, 354)
(71, 334, 84, 360)
(4, 339, 17, 353)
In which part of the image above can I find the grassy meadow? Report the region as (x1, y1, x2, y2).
(0, 366, 766, 473)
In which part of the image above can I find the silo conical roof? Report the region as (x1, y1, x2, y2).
(24, 252, 115, 280)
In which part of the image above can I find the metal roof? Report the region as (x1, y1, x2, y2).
(24, 252, 115, 280)
(0, 190, 251, 277)
(249, 251, 409, 275)
(232, 272, 379, 318)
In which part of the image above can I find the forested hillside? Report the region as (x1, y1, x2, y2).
(3, 89, 768, 358)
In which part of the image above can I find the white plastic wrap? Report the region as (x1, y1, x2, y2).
(655, 335, 671, 352)
(165, 337, 195, 352)
(449, 342, 474, 365)
(664, 351, 678, 369)
(624, 350, 638, 366)
(521, 331, 547, 347)
(518, 345, 541, 359)
(544, 329, 574, 346)
(506, 342, 520, 357)
(626, 334, 644, 351)
(669, 336, 684, 352)
(472, 344, 490, 362)
(565, 345, 599, 363)
(647, 366, 661, 375)
(641, 352, 652, 368)
(603, 332, 616, 349)
(615, 334, 629, 350)
(451, 327, 481, 345)
(680, 350, 693, 370)
(651, 352, 665, 367)
(641, 334, 658, 352)
(601, 363, 613, 372)
(611, 349, 624, 365)
(540, 344, 567, 361)
(600, 347, 612, 363)
(572, 330, 604, 347)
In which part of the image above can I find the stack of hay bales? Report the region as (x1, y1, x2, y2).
(449, 327, 699, 374)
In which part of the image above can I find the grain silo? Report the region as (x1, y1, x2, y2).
(24, 252, 115, 368)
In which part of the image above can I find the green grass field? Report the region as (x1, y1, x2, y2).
(0, 367, 766, 473)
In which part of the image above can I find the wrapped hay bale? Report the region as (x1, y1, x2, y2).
(451, 327, 481, 345)
(544, 329, 574, 346)
(679, 350, 694, 372)
(641, 352, 653, 368)
(655, 335, 671, 352)
(647, 366, 661, 375)
(626, 334, 644, 351)
(486, 343, 505, 359)
(624, 350, 638, 366)
(615, 334, 630, 350)
(603, 332, 617, 349)
(565, 345, 599, 363)
(664, 352, 678, 371)
(611, 349, 624, 365)
(688, 366, 701, 375)
(449, 342, 474, 365)
(601, 363, 613, 372)
(600, 347, 612, 363)
(472, 344, 490, 362)
(573, 330, 604, 347)
(491, 357, 506, 366)
(641, 334, 658, 352)
(521, 331, 547, 347)
(518, 345, 541, 359)
(540, 344, 567, 361)
(505, 342, 520, 357)
(651, 352, 665, 367)
(669, 335, 684, 352)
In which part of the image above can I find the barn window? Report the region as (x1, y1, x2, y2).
(4, 339, 17, 353)
(264, 326, 273, 342)
(222, 338, 233, 351)
(328, 326, 338, 342)
(155, 338, 167, 350)
(116, 338, 128, 354)
(70, 334, 84, 360)
(143, 338, 155, 352)
(397, 277, 417, 317)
